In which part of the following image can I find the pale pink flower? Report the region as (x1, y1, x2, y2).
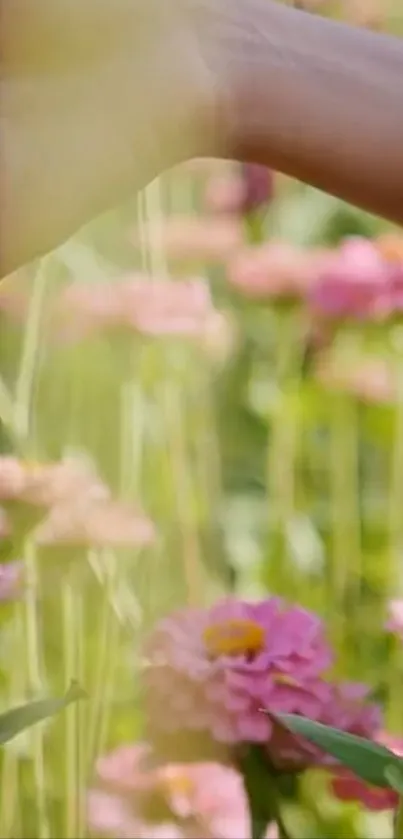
(35, 497, 155, 549)
(227, 243, 330, 301)
(332, 732, 403, 811)
(118, 278, 214, 338)
(309, 237, 394, 321)
(132, 217, 243, 266)
(88, 742, 276, 838)
(0, 561, 24, 601)
(204, 174, 245, 215)
(240, 165, 274, 214)
(386, 600, 403, 637)
(57, 276, 219, 343)
(0, 456, 105, 509)
(314, 356, 396, 404)
(144, 597, 379, 770)
(204, 166, 274, 216)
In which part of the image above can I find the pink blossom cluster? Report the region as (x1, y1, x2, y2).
(143, 597, 382, 772)
(58, 276, 215, 342)
(0, 455, 155, 550)
(88, 742, 277, 839)
(309, 237, 403, 322)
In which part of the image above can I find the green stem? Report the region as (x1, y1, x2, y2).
(328, 390, 361, 667)
(387, 350, 403, 718)
(14, 258, 49, 444)
(24, 539, 50, 839)
(266, 307, 307, 597)
(63, 574, 85, 838)
(395, 797, 403, 839)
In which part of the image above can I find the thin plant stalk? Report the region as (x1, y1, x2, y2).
(86, 548, 121, 766)
(395, 797, 403, 839)
(63, 574, 85, 839)
(328, 391, 361, 663)
(87, 371, 145, 761)
(162, 374, 203, 606)
(23, 539, 50, 839)
(0, 608, 26, 838)
(14, 257, 49, 445)
(387, 357, 403, 730)
(266, 307, 307, 597)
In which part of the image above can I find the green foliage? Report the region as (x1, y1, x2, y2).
(0, 682, 86, 745)
(278, 715, 401, 790)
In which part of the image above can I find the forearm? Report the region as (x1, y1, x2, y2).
(211, 0, 403, 223)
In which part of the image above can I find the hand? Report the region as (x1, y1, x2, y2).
(0, 0, 220, 275)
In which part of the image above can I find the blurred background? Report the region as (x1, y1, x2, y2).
(1, 1, 403, 836)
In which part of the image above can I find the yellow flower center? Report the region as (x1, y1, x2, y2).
(203, 619, 265, 658)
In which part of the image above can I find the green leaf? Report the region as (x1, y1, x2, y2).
(0, 681, 87, 745)
(385, 764, 403, 795)
(276, 714, 399, 788)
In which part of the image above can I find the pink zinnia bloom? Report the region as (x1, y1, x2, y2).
(332, 733, 403, 811)
(144, 597, 380, 770)
(88, 742, 276, 838)
(227, 243, 330, 301)
(309, 237, 392, 321)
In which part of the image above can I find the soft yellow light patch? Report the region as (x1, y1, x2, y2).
(163, 770, 194, 799)
(271, 672, 298, 687)
(203, 619, 265, 658)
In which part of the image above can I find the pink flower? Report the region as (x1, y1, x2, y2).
(0, 456, 105, 509)
(314, 355, 396, 404)
(204, 174, 246, 215)
(309, 237, 392, 321)
(88, 742, 276, 838)
(57, 276, 219, 343)
(0, 561, 24, 601)
(240, 165, 274, 214)
(144, 597, 379, 770)
(118, 278, 214, 338)
(332, 733, 403, 811)
(35, 497, 155, 549)
(227, 243, 330, 301)
(205, 167, 274, 216)
(132, 217, 243, 266)
(386, 600, 403, 637)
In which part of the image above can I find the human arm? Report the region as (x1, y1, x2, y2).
(1, 0, 403, 277)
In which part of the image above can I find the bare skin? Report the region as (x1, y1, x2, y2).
(1, 0, 403, 277)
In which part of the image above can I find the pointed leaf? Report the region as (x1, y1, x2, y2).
(0, 681, 87, 745)
(276, 714, 399, 788)
(385, 764, 403, 795)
